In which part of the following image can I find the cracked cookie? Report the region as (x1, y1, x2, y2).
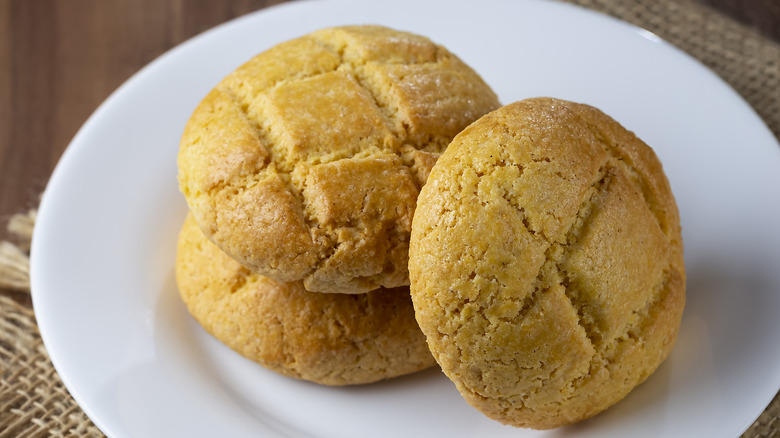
(178, 25, 500, 294)
(175, 214, 436, 385)
(408, 98, 685, 429)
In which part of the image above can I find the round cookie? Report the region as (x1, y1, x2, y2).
(409, 98, 685, 429)
(178, 25, 500, 294)
(175, 214, 436, 386)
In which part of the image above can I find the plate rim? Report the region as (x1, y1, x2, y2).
(29, 0, 780, 437)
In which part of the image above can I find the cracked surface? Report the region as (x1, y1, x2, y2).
(175, 214, 436, 386)
(178, 25, 500, 294)
(409, 98, 685, 429)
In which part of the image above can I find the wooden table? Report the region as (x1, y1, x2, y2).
(0, 0, 778, 238)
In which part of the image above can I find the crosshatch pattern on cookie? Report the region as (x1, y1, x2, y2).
(178, 25, 500, 294)
(409, 98, 685, 429)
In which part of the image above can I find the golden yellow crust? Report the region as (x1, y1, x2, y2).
(178, 25, 500, 294)
(175, 214, 436, 385)
(409, 98, 685, 429)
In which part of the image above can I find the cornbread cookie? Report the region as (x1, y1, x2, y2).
(178, 25, 500, 294)
(409, 98, 685, 429)
(175, 214, 435, 385)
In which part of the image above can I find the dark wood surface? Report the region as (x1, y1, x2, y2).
(0, 0, 778, 242)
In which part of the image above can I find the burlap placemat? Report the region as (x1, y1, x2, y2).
(1, 0, 778, 436)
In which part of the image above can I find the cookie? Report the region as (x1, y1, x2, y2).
(178, 25, 500, 294)
(175, 214, 435, 386)
(408, 98, 685, 428)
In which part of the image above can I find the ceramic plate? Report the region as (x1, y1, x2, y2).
(31, 0, 780, 437)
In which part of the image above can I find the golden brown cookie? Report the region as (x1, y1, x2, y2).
(178, 25, 500, 294)
(175, 214, 435, 386)
(409, 98, 685, 429)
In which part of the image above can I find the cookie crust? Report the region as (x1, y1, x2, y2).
(409, 98, 685, 429)
(176, 214, 436, 386)
(178, 25, 500, 294)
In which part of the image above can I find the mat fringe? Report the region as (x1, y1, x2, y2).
(0, 210, 35, 292)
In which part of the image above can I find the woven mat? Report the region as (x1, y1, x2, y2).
(1, 0, 778, 436)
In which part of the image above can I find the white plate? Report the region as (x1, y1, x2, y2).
(30, 0, 780, 437)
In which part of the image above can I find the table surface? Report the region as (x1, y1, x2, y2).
(0, 0, 779, 240)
